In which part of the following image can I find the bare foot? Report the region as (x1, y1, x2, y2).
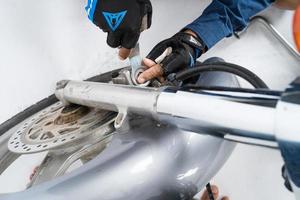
(200, 185, 229, 200)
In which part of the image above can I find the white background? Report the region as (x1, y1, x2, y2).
(0, 0, 299, 199)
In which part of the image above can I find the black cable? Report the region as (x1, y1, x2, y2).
(175, 62, 268, 89)
(181, 85, 280, 95)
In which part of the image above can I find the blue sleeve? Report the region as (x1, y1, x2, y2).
(185, 0, 274, 49)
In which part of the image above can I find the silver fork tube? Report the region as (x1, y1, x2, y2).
(156, 90, 277, 143)
(55, 80, 161, 115)
(55, 81, 279, 145)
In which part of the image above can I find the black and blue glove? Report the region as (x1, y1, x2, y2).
(137, 31, 207, 84)
(85, 0, 152, 49)
(146, 31, 206, 76)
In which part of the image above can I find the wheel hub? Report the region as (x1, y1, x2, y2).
(8, 102, 116, 154)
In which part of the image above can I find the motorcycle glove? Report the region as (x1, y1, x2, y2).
(146, 32, 207, 76)
(85, 0, 152, 49)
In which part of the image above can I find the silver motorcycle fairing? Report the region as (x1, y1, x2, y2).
(1, 117, 235, 200)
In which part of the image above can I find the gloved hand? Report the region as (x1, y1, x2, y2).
(86, 0, 152, 59)
(137, 30, 207, 84)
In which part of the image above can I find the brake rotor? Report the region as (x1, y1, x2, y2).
(8, 102, 116, 154)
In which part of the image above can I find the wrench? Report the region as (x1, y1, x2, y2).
(128, 43, 150, 86)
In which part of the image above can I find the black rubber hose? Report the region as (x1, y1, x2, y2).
(175, 62, 268, 89)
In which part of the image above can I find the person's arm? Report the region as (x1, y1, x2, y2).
(185, 0, 274, 50)
(138, 0, 275, 83)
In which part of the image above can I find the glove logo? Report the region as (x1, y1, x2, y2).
(102, 11, 127, 32)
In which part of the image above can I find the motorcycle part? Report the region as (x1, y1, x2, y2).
(129, 43, 150, 86)
(0, 70, 238, 200)
(8, 103, 116, 154)
(0, 71, 119, 189)
(174, 62, 268, 89)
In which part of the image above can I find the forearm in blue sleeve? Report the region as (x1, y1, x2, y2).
(185, 0, 274, 49)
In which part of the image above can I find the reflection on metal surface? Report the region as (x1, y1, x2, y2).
(28, 135, 112, 187)
(0, 117, 236, 200)
(130, 155, 153, 174)
(275, 78, 300, 188)
(177, 167, 199, 180)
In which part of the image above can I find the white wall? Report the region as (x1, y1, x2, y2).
(0, 0, 127, 124)
(0, 1, 299, 199)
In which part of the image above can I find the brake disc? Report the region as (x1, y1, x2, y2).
(8, 102, 117, 154)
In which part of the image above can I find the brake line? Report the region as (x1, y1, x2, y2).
(174, 62, 268, 89)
